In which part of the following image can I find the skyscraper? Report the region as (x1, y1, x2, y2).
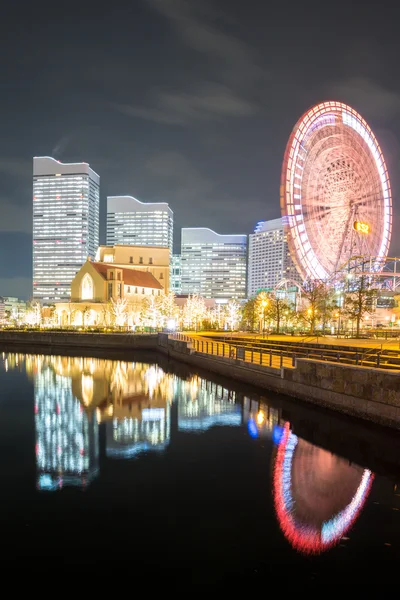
(170, 254, 182, 294)
(106, 196, 173, 254)
(247, 218, 302, 298)
(181, 228, 247, 299)
(33, 157, 100, 302)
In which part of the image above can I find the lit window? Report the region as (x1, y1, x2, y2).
(81, 273, 94, 300)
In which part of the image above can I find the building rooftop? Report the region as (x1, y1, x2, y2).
(91, 263, 163, 289)
(253, 218, 283, 233)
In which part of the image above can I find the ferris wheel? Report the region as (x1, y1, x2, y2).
(280, 101, 392, 282)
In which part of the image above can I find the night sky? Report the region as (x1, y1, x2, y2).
(1, 0, 400, 298)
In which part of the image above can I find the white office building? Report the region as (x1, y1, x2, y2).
(247, 218, 302, 297)
(181, 228, 247, 299)
(171, 254, 182, 294)
(33, 157, 100, 302)
(106, 196, 173, 255)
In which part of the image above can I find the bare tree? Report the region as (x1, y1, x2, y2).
(183, 295, 207, 331)
(256, 291, 293, 334)
(343, 274, 377, 338)
(111, 297, 128, 327)
(241, 297, 258, 331)
(225, 299, 242, 330)
(301, 280, 332, 334)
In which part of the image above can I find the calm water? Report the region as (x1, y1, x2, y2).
(1, 349, 400, 583)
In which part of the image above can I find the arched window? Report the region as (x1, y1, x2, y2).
(81, 273, 94, 300)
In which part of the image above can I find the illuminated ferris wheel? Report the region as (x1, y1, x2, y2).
(280, 101, 392, 281)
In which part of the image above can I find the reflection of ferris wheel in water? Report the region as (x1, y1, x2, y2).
(280, 101, 392, 281)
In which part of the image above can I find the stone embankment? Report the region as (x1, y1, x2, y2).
(0, 330, 157, 350)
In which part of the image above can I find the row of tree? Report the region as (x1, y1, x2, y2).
(241, 276, 376, 336)
(14, 275, 378, 336)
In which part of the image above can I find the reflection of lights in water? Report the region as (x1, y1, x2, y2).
(34, 366, 99, 491)
(257, 411, 265, 425)
(248, 419, 258, 438)
(144, 365, 166, 399)
(81, 374, 93, 406)
(178, 378, 240, 432)
(273, 423, 374, 555)
(272, 425, 284, 445)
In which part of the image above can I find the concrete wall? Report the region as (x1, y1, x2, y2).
(284, 359, 400, 428)
(0, 331, 158, 350)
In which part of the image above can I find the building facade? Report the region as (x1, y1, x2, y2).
(54, 258, 164, 327)
(247, 218, 303, 298)
(106, 196, 173, 255)
(95, 245, 170, 293)
(2, 297, 27, 321)
(33, 156, 100, 303)
(181, 228, 247, 299)
(171, 254, 182, 294)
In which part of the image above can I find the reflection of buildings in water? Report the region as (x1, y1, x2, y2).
(177, 377, 241, 431)
(35, 366, 99, 491)
(10, 353, 244, 460)
(273, 423, 374, 555)
(100, 364, 174, 458)
(1, 352, 25, 373)
(106, 406, 171, 458)
(243, 397, 283, 438)
(25, 355, 176, 410)
(26, 354, 177, 460)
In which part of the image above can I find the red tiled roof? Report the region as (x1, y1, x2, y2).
(90, 262, 163, 289)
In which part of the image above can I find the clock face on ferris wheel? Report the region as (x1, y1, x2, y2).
(280, 101, 392, 281)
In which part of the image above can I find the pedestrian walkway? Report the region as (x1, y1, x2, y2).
(174, 334, 294, 369)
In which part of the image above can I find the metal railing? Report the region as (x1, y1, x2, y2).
(170, 333, 400, 371)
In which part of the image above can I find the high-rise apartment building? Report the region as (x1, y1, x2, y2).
(247, 218, 302, 297)
(171, 254, 182, 294)
(106, 196, 173, 255)
(33, 157, 100, 302)
(181, 228, 247, 299)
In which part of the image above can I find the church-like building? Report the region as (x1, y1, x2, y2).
(54, 257, 164, 327)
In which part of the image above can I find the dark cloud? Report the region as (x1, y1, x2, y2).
(112, 82, 257, 125)
(325, 77, 400, 121)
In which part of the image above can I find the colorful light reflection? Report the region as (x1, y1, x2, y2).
(273, 423, 374, 554)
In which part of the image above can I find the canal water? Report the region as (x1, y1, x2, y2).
(1, 350, 400, 584)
